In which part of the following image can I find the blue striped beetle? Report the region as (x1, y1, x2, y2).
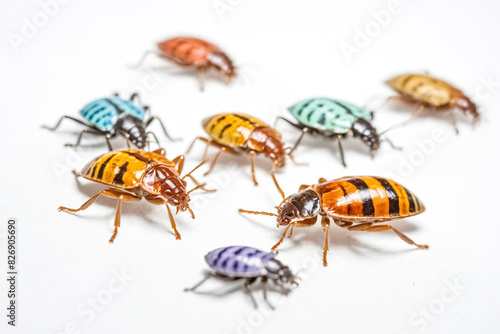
(277, 97, 398, 167)
(185, 246, 298, 308)
(43, 93, 178, 150)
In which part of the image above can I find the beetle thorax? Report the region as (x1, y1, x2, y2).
(247, 127, 286, 168)
(206, 51, 236, 79)
(351, 118, 380, 152)
(141, 164, 190, 209)
(114, 115, 147, 149)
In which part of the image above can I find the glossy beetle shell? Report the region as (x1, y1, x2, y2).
(288, 98, 373, 134)
(312, 176, 425, 222)
(205, 246, 274, 278)
(202, 113, 271, 148)
(80, 149, 175, 190)
(80, 97, 146, 132)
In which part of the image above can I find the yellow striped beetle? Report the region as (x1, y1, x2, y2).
(187, 113, 298, 197)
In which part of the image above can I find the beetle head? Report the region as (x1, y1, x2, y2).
(277, 189, 321, 226)
(453, 93, 479, 121)
(264, 258, 298, 286)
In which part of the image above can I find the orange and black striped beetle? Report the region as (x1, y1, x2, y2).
(58, 148, 213, 242)
(135, 37, 236, 91)
(240, 176, 428, 266)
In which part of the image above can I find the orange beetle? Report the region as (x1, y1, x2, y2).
(134, 37, 236, 91)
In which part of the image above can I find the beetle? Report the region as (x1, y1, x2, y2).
(184, 246, 298, 308)
(134, 37, 236, 91)
(43, 93, 178, 151)
(239, 176, 428, 266)
(57, 148, 212, 242)
(187, 113, 299, 198)
(276, 98, 398, 167)
(386, 73, 479, 134)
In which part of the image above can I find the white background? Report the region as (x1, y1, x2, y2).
(1, 0, 500, 333)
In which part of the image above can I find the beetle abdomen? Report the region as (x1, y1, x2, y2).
(205, 246, 273, 278)
(158, 37, 219, 66)
(288, 98, 372, 134)
(313, 176, 425, 221)
(80, 97, 145, 132)
(202, 113, 267, 148)
(387, 74, 457, 107)
(81, 149, 151, 189)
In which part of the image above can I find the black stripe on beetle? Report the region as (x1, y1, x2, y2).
(333, 101, 355, 116)
(219, 124, 232, 139)
(374, 177, 400, 216)
(124, 151, 149, 163)
(97, 154, 116, 180)
(339, 184, 351, 216)
(298, 99, 315, 116)
(347, 178, 375, 216)
(112, 162, 129, 185)
(403, 187, 416, 213)
(105, 98, 125, 115)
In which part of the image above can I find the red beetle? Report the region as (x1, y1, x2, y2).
(134, 37, 237, 91)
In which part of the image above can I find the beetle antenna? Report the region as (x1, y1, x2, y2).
(187, 184, 204, 195)
(238, 209, 277, 217)
(182, 160, 207, 180)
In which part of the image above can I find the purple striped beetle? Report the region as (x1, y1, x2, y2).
(185, 246, 298, 308)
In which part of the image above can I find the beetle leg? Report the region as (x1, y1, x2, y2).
(249, 151, 259, 186)
(344, 222, 429, 250)
(64, 129, 102, 149)
(58, 189, 141, 242)
(146, 131, 161, 149)
(380, 104, 426, 135)
(204, 146, 232, 176)
(186, 136, 209, 155)
(261, 277, 275, 309)
(272, 217, 317, 250)
(298, 184, 310, 192)
(145, 116, 180, 141)
(450, 110, 460, 135)
(274, 116, 304, 131)
(244, 277, 259, 309)
(42, 115, 99, 131)
(165, 205, 181, 240)
(385, 95, 415, 105)
(320, 216, 331, 266)
(197, 66, 207, 92)
(172, 155, 186, 174)
(336, 135, 347, 168)
(184, 273, 212, 292)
